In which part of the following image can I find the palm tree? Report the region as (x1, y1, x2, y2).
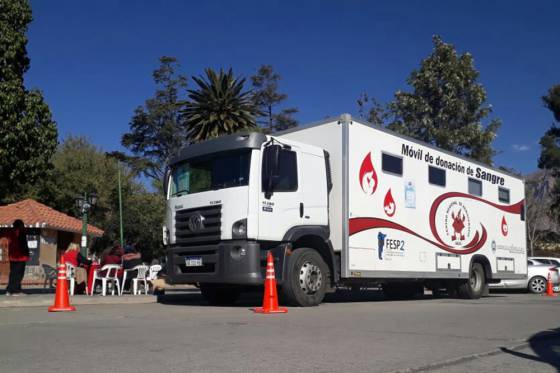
(183, 68, 258, 142)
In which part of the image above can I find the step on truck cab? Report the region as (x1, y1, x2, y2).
(164, 114, 527, 306)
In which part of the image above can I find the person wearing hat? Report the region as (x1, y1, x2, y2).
(3, 219, 30, 296)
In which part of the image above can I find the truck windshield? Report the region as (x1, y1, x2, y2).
(170, 150, 251, 197)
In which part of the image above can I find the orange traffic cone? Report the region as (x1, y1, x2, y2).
(48, 256, 76, 312)
(254, 252, 287, 314)
(544, 272, 556, 297)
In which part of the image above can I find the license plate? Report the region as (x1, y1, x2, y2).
(185, 256, 203, 267)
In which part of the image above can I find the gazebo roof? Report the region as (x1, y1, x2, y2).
(0, 199, 104, 237)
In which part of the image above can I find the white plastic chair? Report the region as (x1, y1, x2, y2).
(90, 264, 121, 296)
(121, 265, 150, 295)
(65, 263, 76, 296)
(147, 265, 162, 281)
(147, 264, 162, 293)
(132, 265, 150, 295)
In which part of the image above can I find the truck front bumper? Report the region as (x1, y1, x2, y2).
(167, 241, 269, 286)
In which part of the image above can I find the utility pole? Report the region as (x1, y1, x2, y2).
(118, 161, 124, 248)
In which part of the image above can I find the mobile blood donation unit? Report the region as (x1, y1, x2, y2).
(164, 114, 526, 306)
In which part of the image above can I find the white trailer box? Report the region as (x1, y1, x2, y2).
(281, 115, 527, 282)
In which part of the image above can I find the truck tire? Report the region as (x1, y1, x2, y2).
(282, 247, 329, 307)
(457, 263, 485, 299)
(527, 276, 547, 294)
(200, 283, 240, 306)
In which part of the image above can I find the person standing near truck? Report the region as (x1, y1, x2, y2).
(4, 219, 30, 296)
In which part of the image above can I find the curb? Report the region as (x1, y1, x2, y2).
(391, 331, 560, 373)
(0, 295, 157, 309)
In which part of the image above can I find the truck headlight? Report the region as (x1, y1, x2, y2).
(162, 225, 169, 245)
(232, 219, 247, 239)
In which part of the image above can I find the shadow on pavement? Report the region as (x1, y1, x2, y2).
(156, 288, 501, 308)
(500, 327, 560, 372)
(0, 288, 55, 295)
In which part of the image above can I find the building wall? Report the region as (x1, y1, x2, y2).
(1, 228, 94, 286)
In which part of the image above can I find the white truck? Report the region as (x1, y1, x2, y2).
(163, 114, 527, 306)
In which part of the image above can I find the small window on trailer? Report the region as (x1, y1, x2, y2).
(428, 166, 446, 186)
(382, 153, 403, 176)
(498, 187, 510, 204)
(468, 178, 482, 196)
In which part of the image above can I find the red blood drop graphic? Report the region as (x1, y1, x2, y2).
(384, 189, 396, 217)
(359, 152, 378, 195)
(501, 216, 508, 236)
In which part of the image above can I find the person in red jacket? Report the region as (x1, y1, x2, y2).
(101, 242, 123, 266)
(63, 243, 92, 293)
(4, 219, 30, 296)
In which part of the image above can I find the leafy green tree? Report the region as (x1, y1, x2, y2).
(0, 0, 57, 202)
(386, 36, 500, 165)
(121, 56, 188, 182)
(251, 65, 298, 132)
(28, 136, 165, 259)
(357, 93, 388, 126)
(542, 84, 560, 123)
(182, 68, 258, 142)
(538, 84, 560, 231)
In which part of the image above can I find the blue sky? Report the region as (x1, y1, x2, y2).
(26, 0, 559, 174)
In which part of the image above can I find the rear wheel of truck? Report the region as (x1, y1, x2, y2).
(457, 263, 485, 299)
(282, 248, 329, 307)
(200, 283, 240, 306)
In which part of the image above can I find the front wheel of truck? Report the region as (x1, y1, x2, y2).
(200, 283, 240, 306)
(282, 247, 329, 307)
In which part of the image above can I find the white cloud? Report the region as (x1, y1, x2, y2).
(512, 144, 530, 152)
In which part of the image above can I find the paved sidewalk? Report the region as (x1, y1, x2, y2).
(0, 284, 199, 308)
(0, 293, 157, 308)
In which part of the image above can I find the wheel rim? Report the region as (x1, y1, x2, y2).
(299, 261, 322, 295)
(531, 278, 546, 293)
(470, 268, 481, 292)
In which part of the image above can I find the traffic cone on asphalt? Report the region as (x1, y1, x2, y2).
(544, 272, 556, 297)
(48, 256, 76, 312)
(254, 252, 287, 314)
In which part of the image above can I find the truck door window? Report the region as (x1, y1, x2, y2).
(262, 149, 298, 192)
(498, 187, 510, 203)
(428, 166, 446, 187)
(382, 153, 403, 176)
(468, 178, 482, 196)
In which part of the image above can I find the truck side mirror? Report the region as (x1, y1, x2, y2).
(262, 144, 281, 199)
(163, 167, 171, 198)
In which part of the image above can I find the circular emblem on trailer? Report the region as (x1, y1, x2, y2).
(443, 201, 471, 246)
(188, 213, 205, 232)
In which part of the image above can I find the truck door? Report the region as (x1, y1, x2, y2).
(258, 144, 303, 241)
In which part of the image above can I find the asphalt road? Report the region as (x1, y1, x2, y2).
(0, 290, 558, 373)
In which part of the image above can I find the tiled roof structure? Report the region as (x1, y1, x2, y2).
(0, 199, 104, 236)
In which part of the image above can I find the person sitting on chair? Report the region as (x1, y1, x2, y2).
(62, 243, 91, 294)
(121, 243, 143, 292)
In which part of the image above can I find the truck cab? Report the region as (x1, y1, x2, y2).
(164, 132, 333, 306)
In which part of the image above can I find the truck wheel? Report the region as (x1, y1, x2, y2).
(528, 276, 547, 294)
(200, 283, 240, 306)
(282, 248, 329, 307)
(457, 263, 485, 299)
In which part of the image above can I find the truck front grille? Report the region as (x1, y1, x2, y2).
(174, 205, 222, 246)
